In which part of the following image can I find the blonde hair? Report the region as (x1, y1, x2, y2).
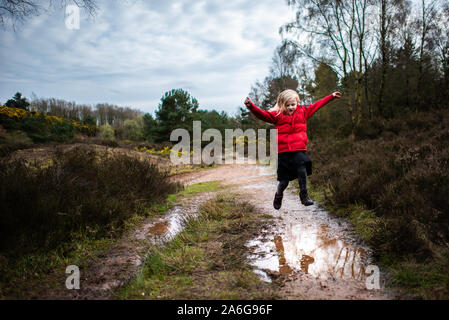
(269, 89, 300, 115)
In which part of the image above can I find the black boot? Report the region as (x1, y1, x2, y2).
(273, 192, 283, 210)
(300, 190, 314, 206)
(297, 165, 313, 206)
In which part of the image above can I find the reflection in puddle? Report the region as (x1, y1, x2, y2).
(137, 206, 194, 244)
(148, 221, 169, 235)
(163, 208, 189, 240)
(300, 254, 315, 274)
(252, 269, 272, 283)
(281, 222, 368, 280)
(249, 224, 369, 282)
(247, 238, 279, 271)
(274, 236, 292, 274)
(241, 165, 373, 285)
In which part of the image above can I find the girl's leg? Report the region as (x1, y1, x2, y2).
(297, 165, 313, 206)
(274, 179, 289, 210)
(296, 165, 307, 192)
(276, 179, 289, 195)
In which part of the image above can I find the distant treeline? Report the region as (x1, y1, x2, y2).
(30, 98, 143, 128)
(1, 90, 242, 144)
(2, 92, 145, 128)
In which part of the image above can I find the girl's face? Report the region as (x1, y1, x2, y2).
(285, 99, 298, 115)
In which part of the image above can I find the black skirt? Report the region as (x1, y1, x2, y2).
(277, 151, 312, 181)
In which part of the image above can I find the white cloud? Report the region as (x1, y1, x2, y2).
(0, 0, 295, 115)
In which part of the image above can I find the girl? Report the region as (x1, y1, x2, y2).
(244, 89, 341, 209)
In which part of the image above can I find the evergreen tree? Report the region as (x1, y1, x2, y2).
(5, 92, 30, 110)
(153, 89, 199, 142)
(142, 113, 156, 142)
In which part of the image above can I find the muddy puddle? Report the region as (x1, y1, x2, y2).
(133, 190, 219, 247)
(136, 206, 193, 244)
(247, 223, 369, 283)
(149, 163, 386, 298)
(175, 163, 376, 287)
(240, 165, 374, 286)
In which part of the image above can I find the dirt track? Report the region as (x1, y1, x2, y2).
(36, 162, 391, 300)
(174, 164, 391, 300)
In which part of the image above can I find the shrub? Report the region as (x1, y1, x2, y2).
(0, 131, 32, 146)
(101, 139, 119, 148)
(0, 131, 34, 157)
(354, 119, 384, 140)
(0, 146, 182, 255)
(0, 118, 22, 131)
(114, 127, 124, 140)
(336, 122, 353, 138)
(99, 124, 115, 140)
(50, 120, 75, 142)
(0, 106, 98, 139)
(309, 109, 449, 260)
(123, 118, 144, 141)
(22, 114, 50, 143)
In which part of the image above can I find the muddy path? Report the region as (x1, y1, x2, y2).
(173, 164, 391, 300)
(35, 190, 219, 300)
(37, 163, 390, 299)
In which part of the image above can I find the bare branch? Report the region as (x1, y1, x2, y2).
(0, 0, 97, 28)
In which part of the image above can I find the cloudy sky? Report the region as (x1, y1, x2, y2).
(0, 0, 295, 116)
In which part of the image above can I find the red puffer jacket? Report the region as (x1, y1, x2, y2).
(246, 94, 335, 153)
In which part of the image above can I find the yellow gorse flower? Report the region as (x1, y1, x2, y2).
(0, 105, 98, 136)
(135, 145, 178, 157)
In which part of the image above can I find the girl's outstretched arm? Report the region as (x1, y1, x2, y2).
(244, 97, 277, 124)
(304, 92, 341, 120)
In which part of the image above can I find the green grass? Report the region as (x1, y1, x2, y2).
(151, 180, 226, 214)
(388, 251, 449, 299)
(117, 193, 279, 300)
(0, 234, 116, 299)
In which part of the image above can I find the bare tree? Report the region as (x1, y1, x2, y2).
(0, 1, 38, 26)
(281, 0, 377, 127)
(375, 0, 410, 116)
(271, 41, 301, 78)
(248, 80, 267, 108)
(434, 2, 449, 69)
(0, 0, 97, 28)
(413, 0, 444, 108)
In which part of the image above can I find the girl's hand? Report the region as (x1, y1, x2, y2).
(332, 91, 342, 98)
(244, 97, 252, 107)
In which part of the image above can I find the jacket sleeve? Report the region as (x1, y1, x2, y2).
(246, 102, 277, 124)
(304, 94, 335, 120)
